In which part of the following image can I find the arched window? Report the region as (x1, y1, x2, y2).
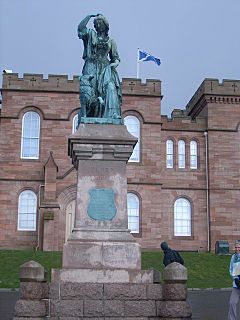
(178, 140, 185, 168)
(174, 198, 191, 236)
(18, 190, 37, 231)
(127, 193, 140, 233)
(166, 139, 174, 168)
(21, 111, 40, 159)
(72, 114, 79, 133)
(190, 140, 198, 169)
(124, 116, 140, 162)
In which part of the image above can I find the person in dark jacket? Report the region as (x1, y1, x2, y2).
(160, 241, 184, 267)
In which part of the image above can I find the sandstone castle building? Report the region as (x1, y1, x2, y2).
(0, 73, 239, 251)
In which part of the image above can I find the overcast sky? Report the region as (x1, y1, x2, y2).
(0, 0, 240, 115)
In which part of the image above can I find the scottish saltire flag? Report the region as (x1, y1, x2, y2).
(138, 50, 161, 66)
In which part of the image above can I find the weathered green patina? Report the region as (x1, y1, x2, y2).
(87, 188, 117, 220)
(77, 14, 123, 125)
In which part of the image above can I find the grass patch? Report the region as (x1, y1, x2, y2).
(0, 250, 232, 288)
(0, 250, 62, 288)
(142, 251, 232, 288)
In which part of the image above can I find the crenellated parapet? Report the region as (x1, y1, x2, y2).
(2, 73, 80, 93)
(161, 110, 206, 131)
(170, 109, 187, 118)
(2, 73, 161, 97)
(186, 78, 240, 117)
(122, 78, 161, 97)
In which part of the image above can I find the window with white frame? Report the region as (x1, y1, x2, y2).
(174, 198, 191, 236)
(18, 190, 37, 231)
(72, 114, 79, 133)
(124, 116, 140, 162)
(178, 140, 185, 168)
(21, 111, 40, 159)
(190, 140, 198, 169)
(127, 193, 140, 233)
(166, 139, 174, 168)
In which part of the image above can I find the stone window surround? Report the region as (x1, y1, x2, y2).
(124, 115, 141, 163)
(20, 109, 41, 160)
(166, 137, 200, 170)
(173, 196, 192, 238)
(17, 189, 37, 231)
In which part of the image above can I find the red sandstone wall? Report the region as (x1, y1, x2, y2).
(207, 102, 240, 249)
(0, 86, 79, 249)
(0, 181, 39, 248)
(123, 98, 208, 251)
(0, 74, 239, 252)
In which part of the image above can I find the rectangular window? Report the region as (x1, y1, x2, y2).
(174, 198, 191, 236)
(178, 140, 185, 168)
(18, 191, 37, 231)
(127, 193, 140, 233)
(190, 141, 198, 169)
(21, 112, 40, 159)
(166, 140, 174, 168)
(124, 116, 140, 163)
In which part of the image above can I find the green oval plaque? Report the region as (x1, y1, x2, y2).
(87, 188, 117, 221)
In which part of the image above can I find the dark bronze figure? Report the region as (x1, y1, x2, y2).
(77, 14, 122, 123)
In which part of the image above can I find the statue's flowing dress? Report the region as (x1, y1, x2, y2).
(79, 28, 122, 119)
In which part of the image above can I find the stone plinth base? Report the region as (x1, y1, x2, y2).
(15, 281, 192, 319)
(62, 238, 141, 270)
(14, 261, 192, 319)
(47, 282, 191, 319)
(52, 268, 160, 284)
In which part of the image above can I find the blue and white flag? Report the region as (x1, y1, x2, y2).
(138, 50, 161, 66)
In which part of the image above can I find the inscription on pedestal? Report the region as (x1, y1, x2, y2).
(83, 164, 114, 176)
(87, 188, 116, 221)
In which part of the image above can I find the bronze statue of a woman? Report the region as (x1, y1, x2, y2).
(77, 14, 122, 123)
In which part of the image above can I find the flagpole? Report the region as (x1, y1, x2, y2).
(137, 48, 139, 78)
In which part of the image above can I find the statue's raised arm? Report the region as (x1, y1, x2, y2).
(77, 14, 101, 38)
(77, 14, 122, 124)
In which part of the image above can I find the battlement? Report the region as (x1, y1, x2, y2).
(2, 73, 79, 93)
(122, 78, 161, 96)
(161, 111, 206, 131)
(186, 78, 240, 115)
(170, 108, 187, 119)
(1, 73, 161, 97)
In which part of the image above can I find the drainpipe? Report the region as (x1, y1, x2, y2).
(204, 131, 210, 252)
(35, 184, 44, 251)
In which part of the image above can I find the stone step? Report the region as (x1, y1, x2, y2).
(52, 268, 161, 284)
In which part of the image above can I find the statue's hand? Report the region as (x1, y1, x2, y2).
(110, 61, 119, 69)
(90, 14, 102, 18)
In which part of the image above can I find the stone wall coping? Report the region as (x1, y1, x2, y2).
(19, 260, 45, 282)
(51, 268, 161, 284)
(163, 262, 188, 282)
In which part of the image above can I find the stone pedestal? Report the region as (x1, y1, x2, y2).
(62, 123, 141, 279)
(14, 262, 192, 319)
(14, 261, 49, 319)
